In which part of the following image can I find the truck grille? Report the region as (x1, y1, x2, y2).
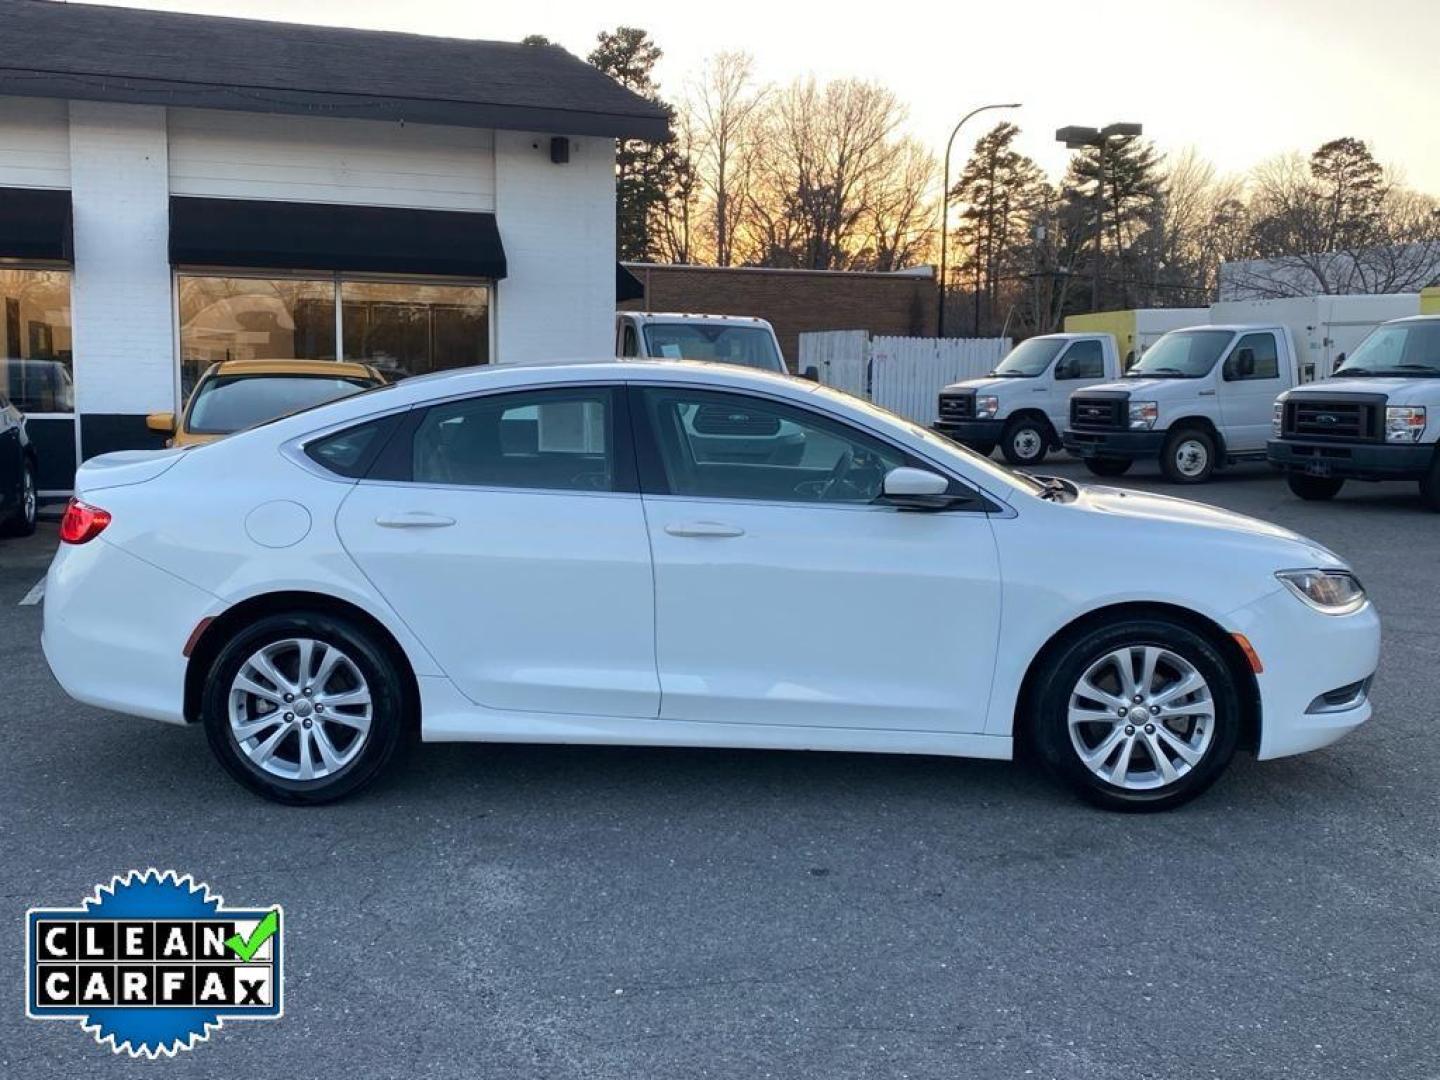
(691, 403, 781, 436)
(1070, 396, 1125, 431)
(1282, 397, 1382, 442)
(937, 392, 974, 421)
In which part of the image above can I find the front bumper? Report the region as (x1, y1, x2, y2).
(1225, 585, 1381, 760)
(932, 418, 1004, 445)
(1266, 438, 1434, 480)
(1061, 429, 1166, 459)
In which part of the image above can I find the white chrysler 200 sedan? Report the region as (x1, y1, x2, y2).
(42, 361, 1380, 810)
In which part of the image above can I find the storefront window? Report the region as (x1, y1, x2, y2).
(0, 267, 73, 413)
(342, 280, 489, 382)
(177, 274, 490, 398)
(177, 275, 336, 398)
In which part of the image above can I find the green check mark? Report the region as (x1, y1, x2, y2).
(225, 909, 279, 962)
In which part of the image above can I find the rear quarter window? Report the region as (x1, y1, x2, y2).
(303, 414, 402, 478)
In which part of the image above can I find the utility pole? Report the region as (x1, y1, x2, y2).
(937, 102, 1021, 338)
(1055, 122, 1142, 314)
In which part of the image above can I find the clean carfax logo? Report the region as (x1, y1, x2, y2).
(25, 869, 283, 1057)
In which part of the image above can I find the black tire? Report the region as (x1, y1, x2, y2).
(964, 440, 997, 458)
(1, 457, 38, 538)
(1286, 472, 1345, 501)
(1160, 427, 1217, 484)
(1084, 456, 1133, 478)
(1000, 416, 1050, 467)
(1029, 617, 1242, 812)
(1421, 454, 1440, 512)
(201, 611, 411, 804)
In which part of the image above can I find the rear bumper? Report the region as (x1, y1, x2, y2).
(42, 538, 216, 725)
(1062, 429, 1165, 459)
(1224, 586, 1381, 760)
(932, 418, 1004, 444)
(1266, 438, 1434, 480)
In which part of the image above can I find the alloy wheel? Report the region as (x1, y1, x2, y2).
(1067, 645, 1215, 791)
(22, 465, 35, 526)
(228, 637, 373, 782)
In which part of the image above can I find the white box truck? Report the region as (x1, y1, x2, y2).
(1209, 294, 1419, 383)
(1268, 314, 1440, 510)
(616, 312, 799, 376)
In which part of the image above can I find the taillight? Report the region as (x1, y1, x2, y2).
(59, 498, 112, 544)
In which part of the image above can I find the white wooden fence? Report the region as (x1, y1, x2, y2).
(799, 331, 1011, 425)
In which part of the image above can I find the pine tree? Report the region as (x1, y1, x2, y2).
(1062, 135, 1163, 309)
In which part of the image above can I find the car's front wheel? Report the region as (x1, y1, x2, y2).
(1000, 417, 1050, 467)
(1083, 456, 1133, 478)
(1287, 472, 1345, 501)
(1, 457, 37, 537)
(201, 611, 410, 804)
(1161, 427, 1216, 484)
(1031, 617, 1241, 811)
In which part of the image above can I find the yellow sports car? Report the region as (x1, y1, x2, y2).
(147, 360, 387, 448)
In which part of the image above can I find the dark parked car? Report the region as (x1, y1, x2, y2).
(1, 391, 38, 537)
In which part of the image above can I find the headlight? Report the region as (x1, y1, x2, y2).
(1128, 401, 1158, 430)
(1385, 406, 1426, 443)
(975, 395, 1000, 419)
(1276, 569, 1367, 615)
(1272, 402, 1284, 437)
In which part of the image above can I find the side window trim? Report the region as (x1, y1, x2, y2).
(364, 384, 639, 494)
(625, 383, 993, 512)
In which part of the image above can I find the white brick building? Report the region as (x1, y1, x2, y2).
(0, 0, 666, 492)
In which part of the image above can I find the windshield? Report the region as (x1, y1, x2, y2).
(992, 337, 1066, 377)
(1126, 329, 1234, 378)
(1336, 322, 1440, 377)
(186, 374, 374, 435)
(643, 324, 784, 372)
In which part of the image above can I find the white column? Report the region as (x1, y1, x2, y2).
(68, 102, 174, 427)
(492, 131, 615, 363)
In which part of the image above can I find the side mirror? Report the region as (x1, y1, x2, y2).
(1333, 352, 1346, 374)
(1226, 348, 1256, 379)
(1053, 359, 1072, 380)
(146, 411, 175, 433)
(800, 365, 820, 382)
(881, 467, 968, 510)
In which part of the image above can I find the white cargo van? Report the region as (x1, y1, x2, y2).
(616, 312, 795, 375)
(1063, 324, 1301, 484)
(932, 333, 1120, 465)
(1269, 314, 1440, 510)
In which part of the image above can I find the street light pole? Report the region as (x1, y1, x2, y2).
(937, 102, 1021, 338)
(1055, 122, 1143, 315)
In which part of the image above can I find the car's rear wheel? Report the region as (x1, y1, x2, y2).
(1161, 427, 1216, 484)
(1001, 417, 1050, 467)
(1, 457, 37, 538)
(1083, 456, 1133, 478)
(1287, 472, 1345, 501)
(201, 612, 409, 804)
(1031, 617, 1241, 811)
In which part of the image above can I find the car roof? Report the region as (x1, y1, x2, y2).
(207, 359, 382, 379)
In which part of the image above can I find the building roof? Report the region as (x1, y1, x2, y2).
(0, 0, 670, 140)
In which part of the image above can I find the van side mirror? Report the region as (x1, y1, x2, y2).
(146, 411, 175, 433)
(1226, 348, 1256, 379)
(881, 467, 970, 511)
(1332, 352, 1346, 374)
(800, 365, 820, 382)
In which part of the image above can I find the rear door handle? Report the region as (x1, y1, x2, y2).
(1199, 390, 1217, 397)
(375, 511, 456, 529)
(665, 521, 745, 538)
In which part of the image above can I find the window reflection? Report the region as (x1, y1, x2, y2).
(0, 267, 73, 413)
(342, 280, 488, 382)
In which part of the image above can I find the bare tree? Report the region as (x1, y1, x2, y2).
(685, 52, 766, 267)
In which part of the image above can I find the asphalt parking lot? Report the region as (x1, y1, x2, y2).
(2, 459, 1438, 1080)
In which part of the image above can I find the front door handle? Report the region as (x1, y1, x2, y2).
(375, 511, 456, 529)
(665, 521, 745, 538)
(1199, 389, 1217, 397)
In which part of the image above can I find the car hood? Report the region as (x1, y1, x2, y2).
(74, 448, 191, 495)
(1078, 377, 1198, 397)
(1070, 483, 1342, 565)
(1289, 376, 1438, 399)
(941, 375, 1026, 394)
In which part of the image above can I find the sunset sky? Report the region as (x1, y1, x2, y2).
(87, 0, 1440, 193)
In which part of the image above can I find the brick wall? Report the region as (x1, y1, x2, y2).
(620, 263, 937, 369)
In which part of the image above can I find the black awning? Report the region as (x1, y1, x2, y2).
(0, 187, 72, 261)
(168, 196, 507, 279)
(616, 263, 645, 303)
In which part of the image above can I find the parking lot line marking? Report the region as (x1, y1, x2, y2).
(19, 578, 45, 606)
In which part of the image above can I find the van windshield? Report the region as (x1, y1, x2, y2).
(991, 337, 1066, 377)
(1125, 329, 1234, 378)
(643, 324, 785, 372)
(1335, 322, 1440, 377)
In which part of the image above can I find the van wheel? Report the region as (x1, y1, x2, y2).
(1161, 427, 1216, 484)
(201, 612, 410, 804)
(964, 440, 997, 458)
(1421, 456, 1440, 512)
(1030, 617, 1241, 811)
(1084, 457, 1133, 478)
(1, 457, 37, 538)
(1287, 472, 1345, 501)
(1001, 417, 1050, 466)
